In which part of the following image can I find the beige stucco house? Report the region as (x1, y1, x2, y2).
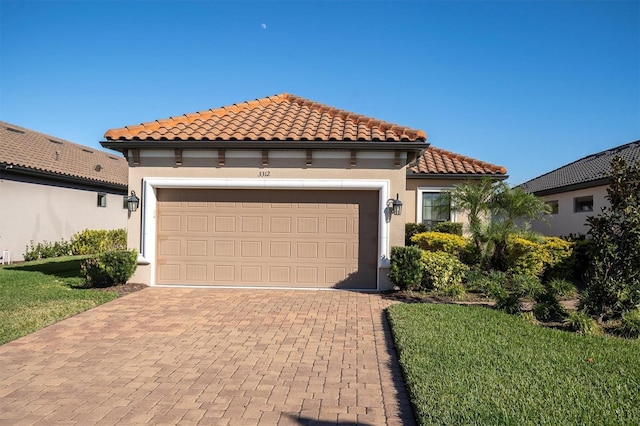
(102, 93, 506, 290)
(520, 140, 640, 237)
(0, 121, 129, 262)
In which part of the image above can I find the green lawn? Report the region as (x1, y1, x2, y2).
(387, 303, 640, 426)
(0, 256, 118, 345)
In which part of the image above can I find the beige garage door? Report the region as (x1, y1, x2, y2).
(155, 189, 379, 289)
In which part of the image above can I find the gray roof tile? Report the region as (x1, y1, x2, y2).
(519, 140, 640, 194)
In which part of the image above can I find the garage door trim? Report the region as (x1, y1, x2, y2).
(138, 178, 391, 289)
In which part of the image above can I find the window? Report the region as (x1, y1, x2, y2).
(97, 193, 107, 208)
(546, 200, 559, 214)
(421, 192, 451, 230)
(574, 196, 593, 213)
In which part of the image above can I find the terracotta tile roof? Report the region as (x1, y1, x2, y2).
(519, 140, 640, 194)
(408, 146, 507, 176)
(1, 121, 128, 187)
(104, 93, 427, 142)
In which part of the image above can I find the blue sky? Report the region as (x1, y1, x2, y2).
(1, 0, 638, 185)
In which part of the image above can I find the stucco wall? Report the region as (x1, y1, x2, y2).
(531, 185, 609, 237)
(0, 179, 127, 262)
(125, 150, 408, 290)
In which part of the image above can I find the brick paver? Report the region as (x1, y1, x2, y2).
(0, 288, 414, 425)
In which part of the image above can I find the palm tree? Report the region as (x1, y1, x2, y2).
(447, 178, 496, 252)
(447, 179, 550, 271)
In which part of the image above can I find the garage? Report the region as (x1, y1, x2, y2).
(155, 188, 379, 289)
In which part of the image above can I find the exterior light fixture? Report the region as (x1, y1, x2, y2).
(127, 190, 140, 213)
(388, 193, 403, 216)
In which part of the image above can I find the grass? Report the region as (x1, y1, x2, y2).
(387, 303, 640, 426)
(0, 256, 118, 345)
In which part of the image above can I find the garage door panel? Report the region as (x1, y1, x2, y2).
(156, 189, 378, 288)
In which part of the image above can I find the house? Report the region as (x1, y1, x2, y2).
(0, 121, 129, 262)
(101, 93, 506, 290)
(519, 140, 640, 237)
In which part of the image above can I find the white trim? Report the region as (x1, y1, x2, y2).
(140, 178, 391, 289)
(416, 186, 456, 225)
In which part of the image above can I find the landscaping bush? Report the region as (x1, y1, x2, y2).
(618, 308, 640, 339)
(24, 239, 72, 261)
(71, 229, 127, 255)
(564, 311, 601, 336)
(533, 290, 567, 322)
(505, 235, 549, 277)
(411, 231, 467, 256)
(420, 251, 468, 296)
(388, 246, 423, 290)
(546, 278, 577, 299)
(405, 223, 427, 246)
(570, 237, 593, 281)
(81, 249, 138, 288)
(542, 237, 575, 280)
(433, 221, 463, 236)
(510, 273, 544, 299)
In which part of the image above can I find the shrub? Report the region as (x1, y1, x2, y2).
(81, 249, 138, 288)
(618, 308, 640, 339)
(570, 237, 593, 281)
(460, 243, 483, 267)
(389, 246, 423, 290)
(546, 278, 577, 299)
(564, 311, 601, 336)
(533, 291, 567, 322)
(24, 239, 72, 260)
(483, 270, 509, 300)
(433, 221, 463, 236)
(420, 251, 468, 295)
(542, 237, 575, 280)
(405, 223, 428, 246)
(411, 232, 467, 256)
(464, 267, 488, 292)
(510, 274, 544, 299)
(71, 229, 127, 255)
(506, 236, 550, 277)
(495, 293, 521, 314)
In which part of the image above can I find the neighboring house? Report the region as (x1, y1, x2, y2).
(520, 140, 640, 237)
(0, 121, 129, 262)
(101, 93, 506, 290)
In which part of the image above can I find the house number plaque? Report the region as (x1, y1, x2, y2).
(259, 170, 271, 177)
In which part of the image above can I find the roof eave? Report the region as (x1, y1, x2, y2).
(1, 163, 127, 192)
(100, 139, 428, 153)
(407, 172, 509, 181)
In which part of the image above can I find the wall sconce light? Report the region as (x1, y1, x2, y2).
(127, 190, 140, 214)
(387, 193, 403, 216)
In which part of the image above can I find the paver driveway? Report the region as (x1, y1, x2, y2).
(0, 288, 414, 425)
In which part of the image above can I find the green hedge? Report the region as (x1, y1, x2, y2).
(81, 249, 138, 288)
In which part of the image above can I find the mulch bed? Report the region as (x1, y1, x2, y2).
(93, 282, 148, 297)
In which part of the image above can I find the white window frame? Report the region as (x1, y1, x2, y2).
(416, 187, 456, 226)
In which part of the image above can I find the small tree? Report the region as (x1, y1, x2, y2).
(582, 156, 640, 321)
